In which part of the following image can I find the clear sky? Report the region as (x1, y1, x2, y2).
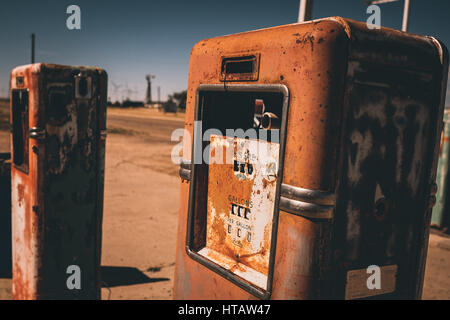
(0, 0, 449, 104)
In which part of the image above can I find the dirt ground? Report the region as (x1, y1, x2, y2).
(0, 102, 449, 300)
(99, 109, 183, 299)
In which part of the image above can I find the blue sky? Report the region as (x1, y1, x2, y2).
(0, 0, 449, 104)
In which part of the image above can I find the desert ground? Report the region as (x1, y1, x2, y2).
(0, 100, 449, 300)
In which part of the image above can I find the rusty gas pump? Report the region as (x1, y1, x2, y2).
(10, 63, 107, 299)
(173, 17, 448, 299)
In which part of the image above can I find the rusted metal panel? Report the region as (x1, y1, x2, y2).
(333, 61, 441, 299)
(331, 21, 448, 300)
(10, 63, 107, 299)
(198, 135, 279, 290)
(174, 17, 448, 300)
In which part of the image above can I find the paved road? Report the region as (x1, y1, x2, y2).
(107, 113, 184, 141)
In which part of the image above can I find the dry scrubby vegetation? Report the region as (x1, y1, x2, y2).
(0, 99, 9, 131)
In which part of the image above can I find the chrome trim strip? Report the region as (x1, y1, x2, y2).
(197, 83, 289, 97)
(280, 183, 336, 206)
(279, 196, 334, 220)
(29, 127, 46, 140)
(279, 183, 335, 220)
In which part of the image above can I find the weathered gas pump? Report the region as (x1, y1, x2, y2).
(10, 63, 107, 299)
(173, 17, 448, 299)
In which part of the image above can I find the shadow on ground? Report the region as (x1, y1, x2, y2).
(101, 266, 169, 288)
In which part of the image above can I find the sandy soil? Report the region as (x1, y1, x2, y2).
(0, 103, 449, 300)
(84, 108, 184, 299)
(422, 231, 450, 299)
(99, 121, 182, 300)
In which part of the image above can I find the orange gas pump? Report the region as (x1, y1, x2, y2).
(173, 17, 448, 299)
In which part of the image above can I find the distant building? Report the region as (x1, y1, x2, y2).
(145, 102, 163, 109)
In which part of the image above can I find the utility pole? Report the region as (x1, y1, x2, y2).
(366, 0, 411, 32)
(31, 33, 35, 64)
(157, 86, 161, 103)
(402, 0, 410, 32)
(298, 0, 313, 23)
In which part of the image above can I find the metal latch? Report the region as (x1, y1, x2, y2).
(100, 129, 107, 140)
(429, 182, 438, 208)
(179, 158, 191, 181)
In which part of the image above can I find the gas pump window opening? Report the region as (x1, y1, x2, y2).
(12, 89, 29, 173)
(186, 84, 289, 299)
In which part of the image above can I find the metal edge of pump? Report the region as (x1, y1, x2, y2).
(413, 36, 449, 300)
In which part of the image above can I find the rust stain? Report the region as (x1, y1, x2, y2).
(17, 183, 25, 205)
(199, 135, 279, 287)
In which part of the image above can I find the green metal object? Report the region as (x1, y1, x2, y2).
(432, 109, 450, 231)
